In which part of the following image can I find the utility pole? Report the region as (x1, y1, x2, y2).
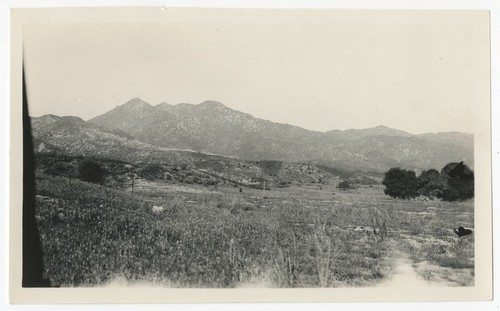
(129, 171, 135, 193)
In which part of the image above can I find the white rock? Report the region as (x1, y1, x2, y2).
(152, 205, 164, 213)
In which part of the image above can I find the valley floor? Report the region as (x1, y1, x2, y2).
(34, 175, 474, 288)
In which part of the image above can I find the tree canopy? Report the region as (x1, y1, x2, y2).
(439, 162, 474, 201)
(382, 162, 474, 202)
(382, 168, 419, 199)
(417, 169, 446, 199)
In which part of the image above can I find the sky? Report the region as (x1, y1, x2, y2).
(23, 9, 489, 134)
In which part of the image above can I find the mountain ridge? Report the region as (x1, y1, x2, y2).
(33, 98, 473, 172)
(87, 98, 471, 136)
(32, 98, 471, 136)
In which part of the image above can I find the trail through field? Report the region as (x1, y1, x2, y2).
(378, 252, 457, 287)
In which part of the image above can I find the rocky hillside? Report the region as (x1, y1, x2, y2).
(90, 99, 319, 157)
(31, 109, 471, 188)
(87, 98, 473, 172)
(30, 114, 232, 165)
(31, 115, 374, 187)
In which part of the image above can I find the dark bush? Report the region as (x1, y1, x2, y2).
(382, 168, 419, 199)
(78, 159, 106, 184)
(439, 162, 474, 201)
(337, 180, 352, 190)
(439, 178, 474, 202)
(138, 163, 163, 180)
(441, 161, 474, 181)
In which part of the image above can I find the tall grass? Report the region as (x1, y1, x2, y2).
(34, 175, 473, 287)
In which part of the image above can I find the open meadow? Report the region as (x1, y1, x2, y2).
(34, 172, 474, 288)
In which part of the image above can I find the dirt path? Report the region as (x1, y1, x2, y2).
(378, 253, 456, 287)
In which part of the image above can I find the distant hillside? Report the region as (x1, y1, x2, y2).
(417, 132, 474, 148)
(30, 115, 359, 188)
(91, 99, 319, 157)
(31, 107, 474, 188)
(86, 98, 473, 172)
(325, 125, 413, 140)
(30, 114, 233, 165)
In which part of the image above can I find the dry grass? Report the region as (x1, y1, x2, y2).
(34, 175, 474, 287)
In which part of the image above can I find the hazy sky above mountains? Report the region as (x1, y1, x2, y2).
(24, 9, 488, 134)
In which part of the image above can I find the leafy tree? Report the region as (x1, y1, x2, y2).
(382, 168, 419, 199)
(439, 162, 474, 201)
(78, 159, 106, 184)
(439, 178, 474, 202)
(441, 161, 474, 181)
(417, 169, 447, 198)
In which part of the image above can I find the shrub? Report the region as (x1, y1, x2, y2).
(440, 176, 474, 202)
(382, 168, 419, 199)
(438, 162, 474, 201)
(44, 161, 75, 177)
(138, 163, 164, 181)
(417, 169, 447, 198)
(78, 159, 106, 184)
(337, 180, 351, 190)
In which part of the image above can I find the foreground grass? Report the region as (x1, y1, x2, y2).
(34, 175, 473, 287)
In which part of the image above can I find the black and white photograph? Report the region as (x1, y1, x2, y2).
(8, 6, 493, 303)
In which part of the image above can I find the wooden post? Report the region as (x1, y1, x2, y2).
(129, 172, 135, 193)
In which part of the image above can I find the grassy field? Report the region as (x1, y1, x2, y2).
(34, 174, 474, 288)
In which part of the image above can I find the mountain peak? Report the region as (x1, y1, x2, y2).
(120, 97, 152, 109)
(198, 100, 226, 109)
(33, 114, 61, 121)
(59, 115, 85, 123)
(88, 97, 157, 128)
(31, 114, 61, 128)
(365, 125, 412, 136)
(114, 98, 156, 115)
(373, 125, 390, 130)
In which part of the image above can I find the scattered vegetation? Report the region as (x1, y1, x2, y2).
(337, 180, 355, 190)
(137, 163, 164, 181)
(33, 155, 474, 288)
(34, 172, 473, 288)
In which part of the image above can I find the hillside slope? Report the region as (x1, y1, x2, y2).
(87, 98, 473, 172)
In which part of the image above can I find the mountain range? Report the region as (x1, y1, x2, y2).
(31, 98, 474, 173)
